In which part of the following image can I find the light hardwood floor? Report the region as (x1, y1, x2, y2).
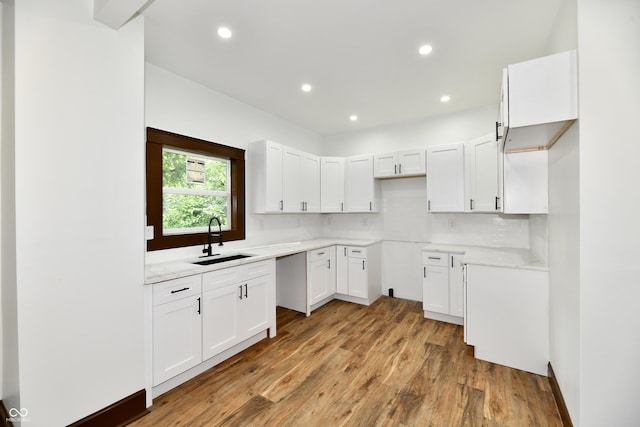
(131, 297, 562, 426)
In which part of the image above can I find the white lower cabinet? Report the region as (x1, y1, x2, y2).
(307, 246, 337, 311)
(152, 275, 203, 386)
(465, 264, 549, 375)
(153, 259, 275, 387)
(335, 244, 381, 305)
(422, 251, 463, 325)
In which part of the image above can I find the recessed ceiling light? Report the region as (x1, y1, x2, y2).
(301, 83, 312, 92)
(440, 95, 451, 103)
(350, 115, 358, 121)
(217, 27, 232, 39)
(418, 44, 433, 56)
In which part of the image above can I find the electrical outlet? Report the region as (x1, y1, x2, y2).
(145, 226, 154, 240)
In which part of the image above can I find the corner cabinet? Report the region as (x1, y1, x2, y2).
(422, 251, 464, 325)
(152, 259, 276, 389)
(335, 244, 381, 305)
(374, 149, 425, 178)
(345, 155, 380, 212)
(426, 143, 465, 212)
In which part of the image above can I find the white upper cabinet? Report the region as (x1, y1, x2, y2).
(250, 141, 319, 213)
(249, 140, 284, 213)
(320, 157, 345, 213)
(301, 152, 321, 212)
(345, 155, 380, 212)
(467, 135, 501, 212)
(426, 143, 465, 212)
(282, 147, 303, 212)
(374, 150, 425, 178)
(502, 50, 578, 153)
(283, 147, 320, 212)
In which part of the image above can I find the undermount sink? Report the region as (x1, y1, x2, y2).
(192, 253, 253, 266)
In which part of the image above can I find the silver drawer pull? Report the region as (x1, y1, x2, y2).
(170, 287, 190, 294)
(351, 250, 362, 253)
(317, 252, 325, 255)
(428, 256, 441, 260)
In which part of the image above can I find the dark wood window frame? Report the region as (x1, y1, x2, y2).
(146, 127, 245, 251)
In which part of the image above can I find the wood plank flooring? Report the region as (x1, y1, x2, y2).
(130, 297, 562, 427)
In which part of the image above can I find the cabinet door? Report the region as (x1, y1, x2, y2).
(153, 295, 202, 385)
(449, 255, 464, 317)
(202, 284, 239, 361)
(468, 135, 499, 212)
(398, 150, 425, 176)
(309, 258, 331, 305)
(239, 276, 271, 339)
(282, 147, 303, 212)
(373, 152, 398, 177)
(422, 265, 449, 315)
(336, 245, 349, 294)
(301, 153, 320, 212)
(345, 155, 377, 212)
(348, 257, 368, 298)
(320, 157, 345, 212)
(426, 143, 465, 212)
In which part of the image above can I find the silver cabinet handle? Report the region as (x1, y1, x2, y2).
(317, 251, 325, 255)
(341, 202, 344, 211)
(428, 256, 441, 260)
(197, 297, 201, 314)
(280, 200, 283, 211)
(362, 260, 365, 270)
(470, 199, 474, 210)
(423, 266, 426, 278)
(352, 250, 362, 254)
(244, 283, 248, 299)
(238, 285, 243, 300)
(369, 201, 372, 211)
(399, 164, 402, 174)
(427, 200, 431, 211)
(394, 164, 397, 174)
(327, 259, 331, 269)
(344, 247, 347, 256)
(170, 287, 189, 294)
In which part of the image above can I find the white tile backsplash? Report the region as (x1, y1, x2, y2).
(324, 176, 531, 248)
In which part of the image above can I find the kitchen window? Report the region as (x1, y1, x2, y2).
(146, 128, 245, 251)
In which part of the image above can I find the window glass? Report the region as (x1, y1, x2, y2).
(162, 148, 230, 234)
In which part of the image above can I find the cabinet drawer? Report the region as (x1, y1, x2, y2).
(348, 246, 367, 259)
(153, 275, 202, 306)
(246, 259, 275, 280)
(203, 265, 243, 292)
(422, 251, 449, 267)
(307, 246, 333, 262)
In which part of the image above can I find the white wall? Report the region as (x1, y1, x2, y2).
(10, 1, 146, 425)
(548, 123, 580, 422)
(144, 63, 326, 263)
(577, 0, 640, 425)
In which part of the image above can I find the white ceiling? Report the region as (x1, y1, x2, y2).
(141, 0, 565, 136)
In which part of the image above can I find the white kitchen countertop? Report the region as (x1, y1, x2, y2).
(145, 238, 380, 284)
(421, 243, 548, 271)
